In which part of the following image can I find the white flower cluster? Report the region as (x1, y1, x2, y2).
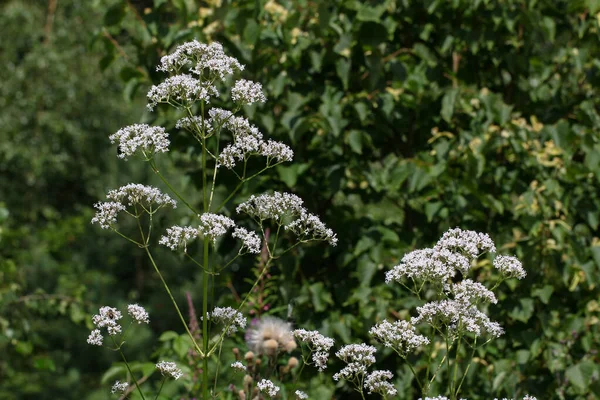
(237, 192, 337, 246)
(176, 115, 214, 137)
(285, 211, 338, 246)
(293, 329, 335, 371)
(232, 227, 261, 253)
(433, 227, 496, 258)
(369, 320, 430, 357)
(217, 117, 294, 170)
(493, 255, 526, 279)
(259, 140, 294, 163)
(111, 380, 129, 394)
(494, 396, 537, 400)
(109, 124, 170, 159)
(106, 184, 177, 208)
(199, 213, 235, 243)
(92, 306, 123, 336)
(208, 306, 247, 336)
(156, 361, 183, 380)
(385, 248, 469, 284)
(157, 39, 244, 79)
(127, 304, 150, 324)
(364, 370, 398, 397)
(449, 279, 497, 304)
(159, 225, 199, 251)
(91, 202, 126, 229)
(157, 40, 244, 79)
(295, 390, 309, 399)
(87, 306, 123, 346)
(257, 379, 280, 397)
(231, 79, 267, 105)
(147, 74, 218, 111)
(237, 192, 304, 221)
(411, 300, 504, 338)
(92, 184, 176, 228)
(333, 343, 377, 382)
(208, 107, 233, 127)
(230, 361, 246, 372)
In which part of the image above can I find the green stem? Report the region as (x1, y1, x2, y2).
(143, 246, 204, 357)
(132, 216, 204, 357)
(112, 229, 143, 247)
(154, 378, 166, 400)
(456, 336, 477, 397)
(213, 338, 224, 394)
(451, 332, 463, 400)
(201, 98, 211, 400)
(149, 161, 198, 215)
(424, 327, 437, 395)
(115, 340, 146, 400)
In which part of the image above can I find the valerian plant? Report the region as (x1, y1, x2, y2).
(88, 41, 336, 399)
(88, 41, 537, 400)
(330, 228, 536, 400)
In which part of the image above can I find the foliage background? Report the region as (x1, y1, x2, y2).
(2, 0, 600, 399)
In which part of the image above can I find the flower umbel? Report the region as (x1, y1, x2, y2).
(293, 329, 335, 371)
(156, 361, 183, 380)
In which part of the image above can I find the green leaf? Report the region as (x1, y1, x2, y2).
(276, 163, 310, 188)
(33, 356, 56, 371)
(104, 3, 127, 26)
(566, 361, 596, 391)
(531, 285, 554, 304)
(441, 88, 459, 123)
(173, 334, 193, 359)
(347, 130, 363, 154)
(309, 282, 334, 312)
(243, 19, 260, 45)
(158, 330, 179, 341)
(425, 202, 442, 222)
(335, 58, 351, 90)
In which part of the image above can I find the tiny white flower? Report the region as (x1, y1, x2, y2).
(257, 379, 280, 397)
(231, 79, 267, 105)
(364, 370, 397, 397)
(237, 192, 305, 221)
(232, 227, 262, 254)
(208, 307, 247, 336)
(156, 361, 183, 380)
(111, 380, 129, 394)
(230, 361, 247, 372)
(295, 390, 309, 399)
(91, 202, 126, 229)
(199, 213, 235, 243)
(147, 74, 218, 111)
(87, 329, 103, 346)
(106, 184, 177, 209)
(109, 124, 170, 159)
(159, 225, 199, 251)
(333, 343, 377, 382)
(293, 329, 335, 371)
(127, 304, 150, 324)
(369, 320, 429, 356)
(493, 255, 526, 279)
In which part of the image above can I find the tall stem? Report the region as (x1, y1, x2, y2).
(114, 339, 146, 400)
(451, 332, 463, 400)
(135, 218, 204, 357)
(143, 246, 204, 357)
(201, 99, 211, 400)
(456, 337, 477, 397)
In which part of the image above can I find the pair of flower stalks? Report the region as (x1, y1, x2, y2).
(88, 40, 536, 400)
